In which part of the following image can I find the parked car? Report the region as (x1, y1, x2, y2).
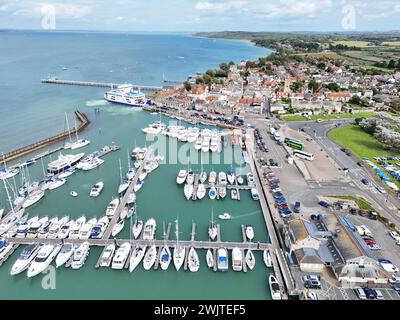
(393, 282, 400, 292)
(354, 287, 366, 300)
(376, 186, 387, 194)
(358, 210, 369, 217)
(350, 208, 357, 215)
(389, 231, 400, 242)
(304, 280, 321, 289)
(361, 178, 370, 185)
(318, 201, 330, 208)
(389, 275, 400, 284)
(294, 201, 301, 213)
(363, 288, 377, 300)
(378, 259, 399, 273)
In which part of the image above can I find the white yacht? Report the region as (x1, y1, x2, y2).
(245, 249, 256, 270)
(232, 247, 243, 272)
(71, 242, 90, 270)
(186, 170, 195, 185)
(55, 244, 74, 268)
(218, 172, 227, 186)
(132, 218, 143, 239)
(48, 178, 67, 191)
(263, 249, 272, 268)
(210, 136, 219, 153)
(251, 188, 259, 201)
(218, 186, 226, 199)
(194, 137, 202, 151)
(206, 249, 214, 268)
(247, 173, 255, 187)
(269, 274, 282, 300)
(159, 245, 171, 271)
(138, 169, 148, 182)
(80, 158, 104, 171)
(133, 178, 143, 192)
(0, 240, 13, 260)
(126, 167, 135, 180)
(129, 245, 146, 272)
(70, 191, 78, 197)
(90, 181, 104, 197)
(15, 220, 29, 238)
(208, 171, 217, 185)
(111, 243, 131, 270)
(176, 170, 188, 185)
(104, 85, 147, 107)
(199, 171, 207, 184)
(218, 213, 231, 220)
(0, 167, 19, 180)
(58, 168, 75, 179)
(26, 217, 48, 239)
(245, 225, 255, 241)
(184, 184, 194, 200)
(201, 136, 210, 153)
(48, 216, 69, 239)
(237, 175, 244, 185)
(136, 147, 147, 161)
(173, 219, 185, 271)
(143, 245, 157, 270)
(27, 244, 62, 278)
(142, 218, 156, 240)
(111, 219, 124, 237)
(208, 186, 217, 200)
(227, 169, 236, 185)
(217, 248, 229, 272)
(57, 220, 74, 239)
(105, 198, 119, 218)
(187, 128, 199, 143)
(10, 244, 41, 275)
(127, 191, 136, 205)
(47, 153, 85, 175)
(231, 189, 239, 201)
(65, 138, 90, 150)
(196, 184, 206, 200)
(69, 216, 86, 239)
(188, 247, 200, 272)
(89, 216, 109, 239)
(99, 244, 115, 267)
(22, 190, 45, 208)
(78, 218, 97, 240)
(37, 218, 57, 239)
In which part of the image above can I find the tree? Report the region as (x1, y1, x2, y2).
(290, 81, 302, 92)
(229, 61, 235, 66)
(388, 59, 396, 69)
(195, 77, 204, 84)
(203, 74, 212, 85)
(205, 69, 215, 77)
(325, 82, 340, 92)
(308, 80, 319, 92)
(317, 62, 326, 70)
(349, 95, 362, 105)
(219, 63, 230, 72)
(183, 81, 192, 92)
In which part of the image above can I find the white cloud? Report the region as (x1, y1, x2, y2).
(256, 0, 332, 18)
(195, 1, 247, 14)
(12, 2, 91, 19)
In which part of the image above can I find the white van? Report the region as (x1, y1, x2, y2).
(354, 287, 366, 300)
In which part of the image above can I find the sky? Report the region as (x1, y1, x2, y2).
(0, 0, 399, 32)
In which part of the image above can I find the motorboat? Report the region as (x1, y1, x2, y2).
(112, 219, 125, 237)
(99, 244, 115, 267)
(269, 274, 282, 300)
(196, 184, 206, 200)
(263, 249, 272, 268)
(58, 168, 75, 179)
(133, 178, 143, 192)
(57, 220, 74, 239)
(37, 217, 57, 239)
(71, 242, 90, 270)
(210, 137, 219, 153)
(70, 191, 78, 197)
(0, 167, 19, 180)
(106, 198, 120, 218)
(184, 184, 194, 200)
(245, 225, 255, 241)
(188, 247, 200, 272)
(186, 170, 195, 185)
(48, 216, 69, 239)
(129, 245, 146, 272)
(126, 167, 135, 180)
(132, 218, 143, 239)
(232, 247, 243, 272)
(118, 180, 130, 195)
(89, 216, 109, 239)
(218, 213, 231, 220)
(26, 217, 48, 239)
(218, 186, 226, 199)
(143, 245, 157, 270)
(227, 169, 236, 185)
(251, 188, 259, 201)
(120, 204, 130, 220)
(237, 175, 244, 185)
(159, 245, 171, 271)
(201, 136, 210, 153)
(131, 147, 141, 161)
(143, 218, 156, 240)
(22, 190, 45, 208)
(80, 158, 104, 171)
(68, 216, 86, 239)
(0, 240, 13, 260)
(15, 220, 29, 238)
(218, 172, 227, 186)
(208, 171, 217, 185)
(217, 248, 228, 272)
(27, 244, 62, 278)
(208, 222, 218, 241)
(78, 218, 97, 240)
(48, 178, 67, 191)
(136, 148, 147, 161)
(231, 189, 239, 200)
(206, 249, 214, 268)
(90, 181, 104, 197)
(55, 244, 74, 268)
(173, 245, 185, 271)
(10, 244, 41, 275)
(245, 249, 256, 270)
(209, 186, 217, 200)
(247, 173, 255, 186)
(127, 191, 136, 205)
(111, 242, 131, 270)
(194, 137, 202, 151)
(199, 171, 207, 184)
(176, 170, 188, 185)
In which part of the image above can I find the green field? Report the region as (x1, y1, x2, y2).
(382, 41, 400, 46)
(329, 125, 400, 190)
(282, 112, 375, 122)
(332, 40, 372, 47)
(327, 196, 374, 211)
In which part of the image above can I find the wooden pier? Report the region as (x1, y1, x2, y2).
(241, 225, 248, 243)
(41, 78, 163, 91)
(2, 110, 90, 163)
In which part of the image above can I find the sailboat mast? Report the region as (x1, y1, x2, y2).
(65, 113, 72, 143)
(3, 178, 15, 214)
(119, 159, 122, 183)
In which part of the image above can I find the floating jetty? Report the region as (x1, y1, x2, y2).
(2, 110, 90, 163)
(41, 78, 163, 91)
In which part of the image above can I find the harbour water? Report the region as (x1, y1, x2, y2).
(0, 31, 272, 299)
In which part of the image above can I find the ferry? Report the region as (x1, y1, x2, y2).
(47, 153, 85, 174)
(104, 85, 148, 107)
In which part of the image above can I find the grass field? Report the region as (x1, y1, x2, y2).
(281, 112, 375, 122)
(329, 125, 400, 190)
(332, 41, 372, 47)
(382, 41, 400, 46)
(327, 195, 374, 211)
